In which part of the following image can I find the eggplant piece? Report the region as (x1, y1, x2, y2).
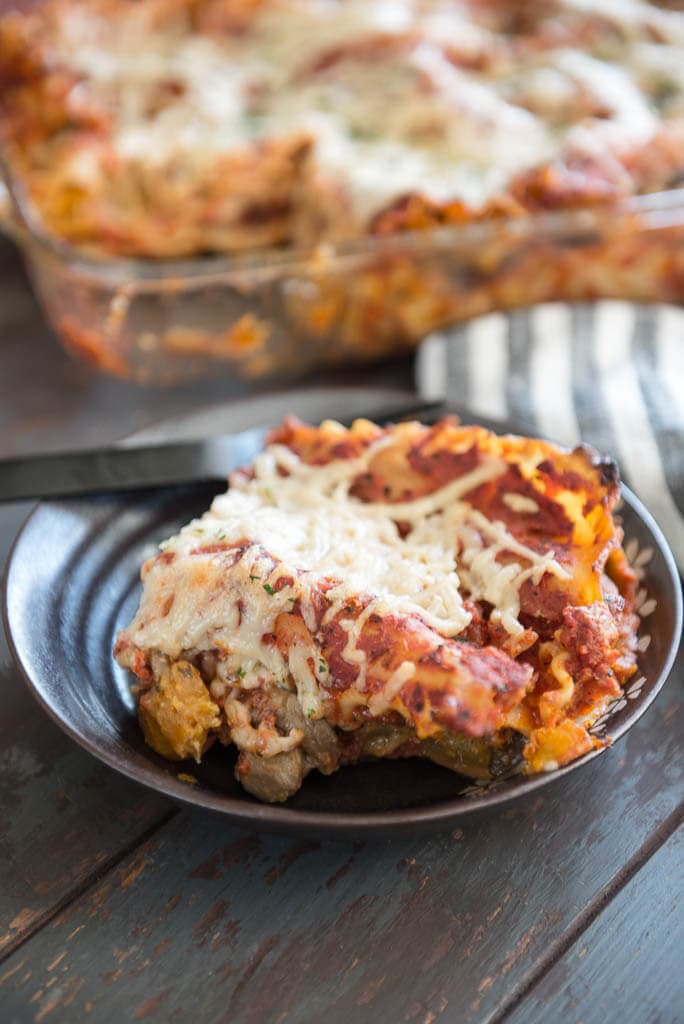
(419, 734, 495, 780)
(273, 692, 339, 774)
(422, 728, 525, 780)
(235, 690, 341, 801)
(236, 748, 306, 803)
(343, 722, 524, 782)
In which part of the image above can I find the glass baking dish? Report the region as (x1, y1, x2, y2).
(2, 167, 683, 386)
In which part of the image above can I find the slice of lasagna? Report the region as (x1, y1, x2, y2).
(114, 417, 639, 803)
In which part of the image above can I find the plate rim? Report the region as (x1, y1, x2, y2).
(3, 417, 682, 835)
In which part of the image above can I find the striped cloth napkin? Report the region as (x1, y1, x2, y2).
(415, 301, 684, 569)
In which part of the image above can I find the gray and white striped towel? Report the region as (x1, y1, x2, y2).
(415, 301, 684, 569)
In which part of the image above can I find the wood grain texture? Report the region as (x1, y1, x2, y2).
(0, 502, 174, 959)
(0, 668, 680, 1024)
(506, 826, 684, 1024)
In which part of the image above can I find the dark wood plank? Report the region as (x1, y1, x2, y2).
(0, 660, 680, 1024)
(506, 826, 684, 1024)
(0, 501, 174, 959)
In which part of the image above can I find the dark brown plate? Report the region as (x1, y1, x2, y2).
(3, 408, 682, 836)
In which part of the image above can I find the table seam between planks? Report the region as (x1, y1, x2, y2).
(491, 803, 684, 1023)
(0, 807, 177, 965)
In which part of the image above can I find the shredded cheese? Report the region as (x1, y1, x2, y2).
(503, 493, 540, 514)
(46, 0, 684, 227)
(368, 661, 416, 716)
(120, 432, 571, 711)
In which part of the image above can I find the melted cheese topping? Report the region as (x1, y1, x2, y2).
(45, 0, 684, 224)
(503, 493, 540, 514)
(162, 441, 507, 637)
(368, 661, 416, 717)
(121, 434, 570, 712)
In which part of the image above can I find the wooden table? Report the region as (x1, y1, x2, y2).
(1, 235, 682, 1024)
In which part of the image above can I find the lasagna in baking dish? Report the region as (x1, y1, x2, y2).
(115, 418, 639, 803)
(2, 0, 684, 257)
